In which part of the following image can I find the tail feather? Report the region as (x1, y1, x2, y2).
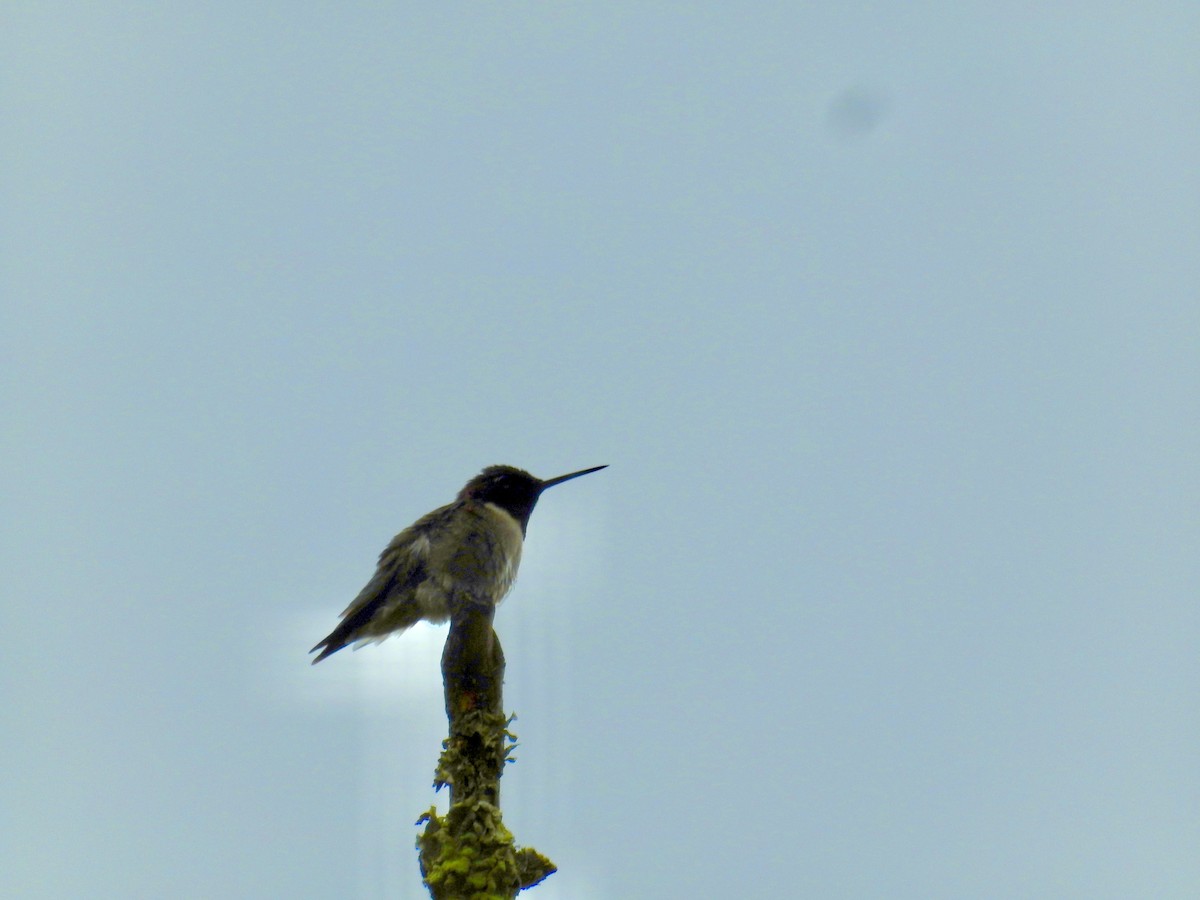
(309, 637, 345, 665)
(309, 593, 388, 664)
(309, 557, 428, 664)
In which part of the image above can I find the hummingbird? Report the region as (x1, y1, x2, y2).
(310, 464, 607, 664)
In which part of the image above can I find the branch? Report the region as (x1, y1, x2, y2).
(417, 596, 556, 898)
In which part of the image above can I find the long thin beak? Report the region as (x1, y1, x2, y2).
(539, 464, 608, 492)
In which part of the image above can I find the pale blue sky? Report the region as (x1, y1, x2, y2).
(4, 5, 1198, 898)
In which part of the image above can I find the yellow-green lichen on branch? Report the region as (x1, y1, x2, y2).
(418, 798, 553, 899)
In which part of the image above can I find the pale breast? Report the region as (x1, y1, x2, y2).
(481, 501, 524, 601)
(424, 501, 524, 608)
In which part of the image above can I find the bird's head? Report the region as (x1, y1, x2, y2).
(459, 464, 607, 530)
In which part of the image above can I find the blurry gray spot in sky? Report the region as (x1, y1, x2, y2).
(826, 85, 890, 138)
